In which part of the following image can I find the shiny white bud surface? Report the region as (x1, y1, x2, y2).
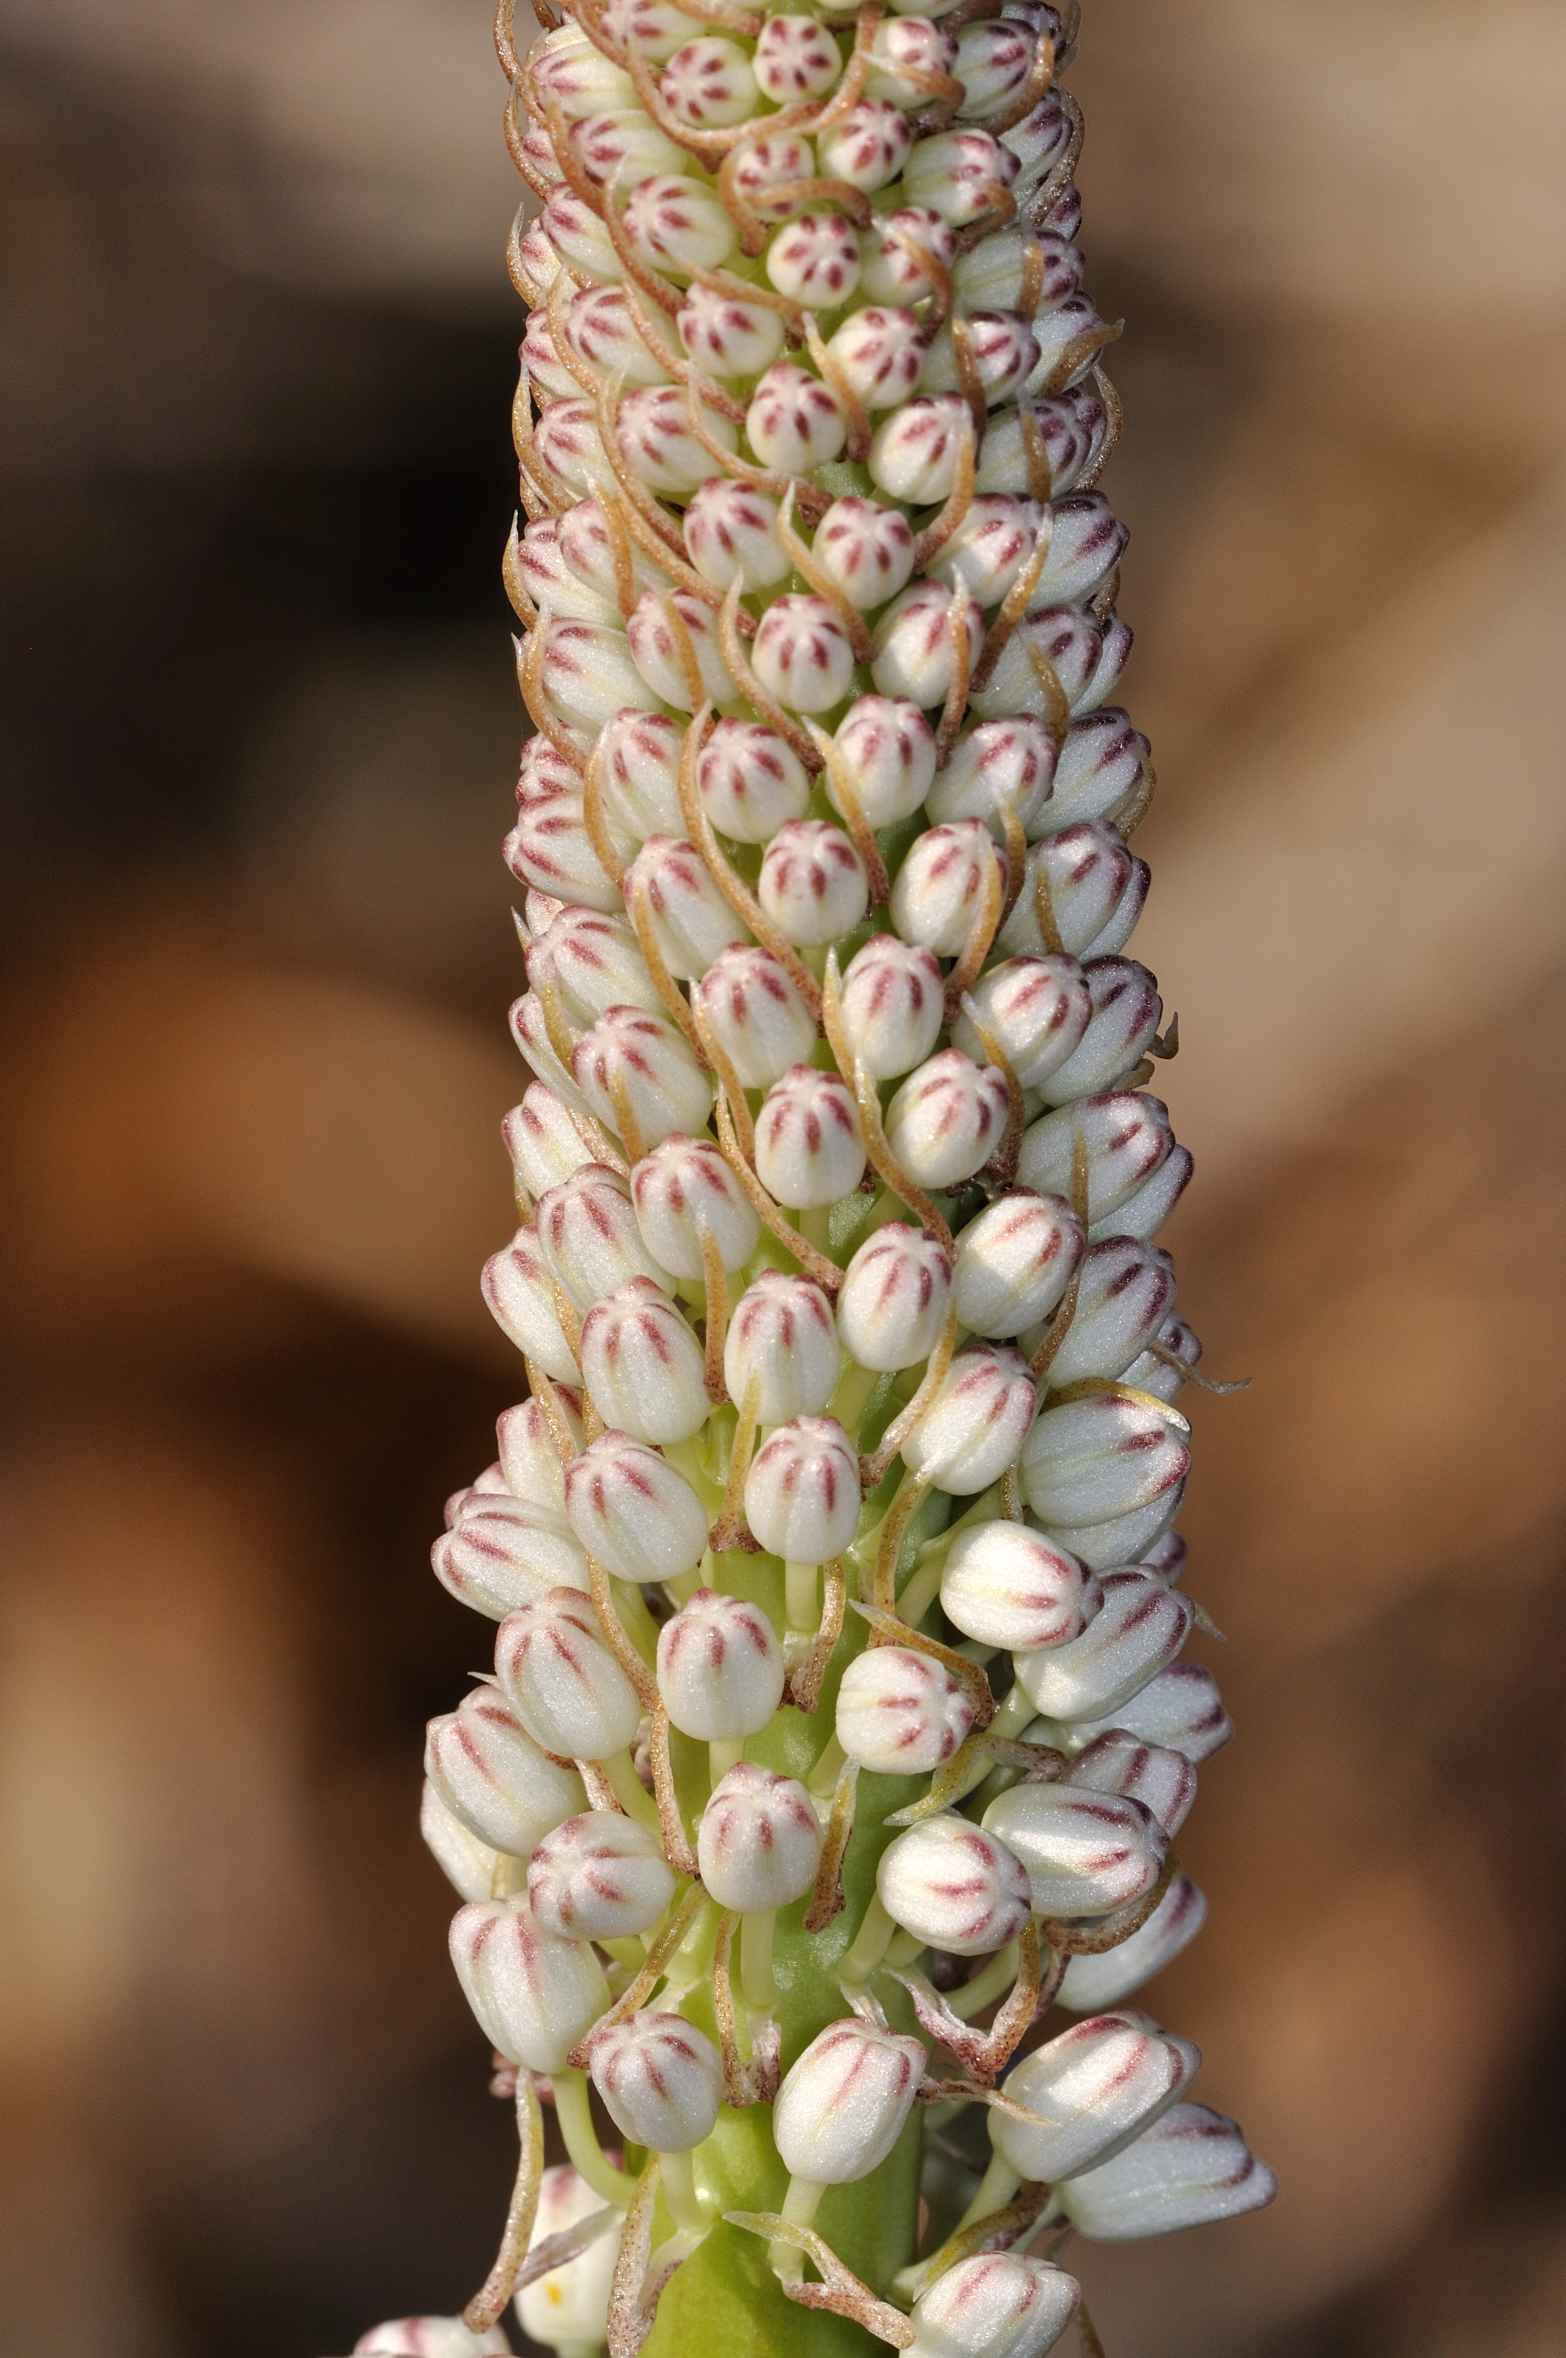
(697, 1763, 822, 1912)
(725, 1270, 841, 1421)
(1043, 1238, 1176, 1388)
(1057, 1875, 1209, 2011)
(697, 718, 811, 843)
(902, 1346, 1038, 1496)
(629, 1134, 761, 1279)
(572, 1006, 716, 1151)
(425, 1687, 584, 1858)
(755, 1065, 868, 1208)
(836, 1646, 977, 1776)
(449, 1895, 610, 2073)
(953, 1191, 1085, 1338)
(884, 1050, 1010, 1189)
(773, 2018, 925, 2183)
(527, 1809, 676, 1940)
(939, 1520, 1097, 1653)
(693, 944, 819, 1088)
(877, 1814, 1032, 1957)
(432, 1494, 589, 1622)
(991, 2012, 1198, 2185)
(838, 936, 947, 1080)
(745, 1416, 862, 1563)
(954, 955, 1091, 1088)
(517, 2164, 617, 2349)
(563, 1430, 710, 1584)
(588, 2010, 724, 2153)
(906, 2251, 1080, 2358)
(656, 1589, 785, 1740)
(838, 1222, 954, 1372)
(1014, 1571, 1193, 1724)
(579, 1279, 709, 1446)
(759, 820, 870, 947)
(980, 1780, 1167, 1919)
(482, 1228, 579, 1383)
(495, 1587, 644, 1762)
(1056, 2104, 1277, 2239)
(535, 1164, 674, 1308)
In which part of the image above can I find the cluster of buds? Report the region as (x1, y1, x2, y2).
(355, 3, 1277, 2353)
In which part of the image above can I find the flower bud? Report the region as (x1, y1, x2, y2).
(1061, 1661, 1232, 1765)
(991, 2013, 1198, 2185)
(511, 990, 591, 1111)
(555, 285, 671, 389)
(838, 1222, 953, 1371)
(927, 498, 1044, 612)
(588, 2010, 723, 2156)
(954, 954, 1091, 1088)
(1067, 1731, 1197, 1841)
(656, 1589, 784, 1740)
(536, 1165, 674, 1308)
(730, 130, 820, 223)
(885, 1050, 1010, 1188)
(696, 717, 812, 842)
(767, 212, 862, 309)
(425, 1687, 584, 1857)
(512, 216, 561, 306)
(773, 2019, 925, 2183)
(832, 695, 937, 824)
(980, 1781, 1167, 1918)
(496, 1587, 644, 1761)
(725, 1270, 840, 1420)
(814, 500, 920, 614)
(877, 1814, 1031, 1957)
(697, 1762, 822, 1911)
(1035, 959, 1162, 1105)
(579, 1278, 708, 1446)
(952, 17, 1037, 116)
(433, 1494, 589, 1621)
(903, 128, 1019, 226)
(939, 1520, 1097, 1652)
(953, 1191, 1084, 1338)
(506, 785, 619, 914)
(533, 25, 636, 116)
(872, 582, 986, 709)
(954, 226, 1081, 314)
(622, 173, 736, 277)
(1042, 1239, 1176, 1387)
(754, 13, 842, 103)
(1056, 2104, 1277, 2239)
(1003, 91, 1074, 194)
(826, 305, 928, 408)
(759, 820, 870, 946)
(503, 1086, 596, 1204)
(838, 936, 946, 1079)
(631, 838, 755, 985)
(1000, 824, 1148, 967)
(836, 1647, 977, 1775)
(421, 1779, 514, 1906)
(596, 709, 686, 849)
(907, 2251, 1080, 2358)
(902, 1346, 1037, 1495)
(527, 1808, 675, 1940)
(354, 2320, 510, 2355)
(517, 513, 623, 625)
(444, 1461, 508, 1527)
(1029, 710, 1153, 839)
(537, 188, 622, 287)
(627, 586, 739, 708)
(529, 909, 661, 1029)
(1020, 1395, 1189, 1569)
(538, 618, 668, 740)
(630, 1134, 760, 1278)
(693, 944, 819, 1087)
(745, 1416, 862, 1562)
(755, 1066, 868, 1207)
(818, 101, 915, 193)
(745, 361, 848, 474)
(869, 395, 975, 504)
(1139, 1527, 1188, 1585)
(921, 315, 1039, 411)
(752, 594, 860, 715)
(484, 1399, 580, 1520)
(924, 714, 1058, 842)
(660, 33, 759, 125)
(1014, 1571, 1192, 1724)
(517, 2164, 617, 2351)
(865, 18, 959, 107)
(890, 820, 1005, 957)
(564, 1430, 709, 1584)
(1107, 1150, 1195, 1246)
(449, 1894, 610, 2073)
(619, 384, 739, 496)
(680, 285, 787, 380)
(1016, 1091, 1175, 1228)
(571, 1007, 715, 1154)
(1058, 1875, 1208, 2012)
(973, 395, 1109, 505)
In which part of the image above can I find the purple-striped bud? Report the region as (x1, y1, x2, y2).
(832, 695, 937, 825)
(878, 1814, 1031, 1957)
(1043, 1239, 1176, 1387)
(759, 820, 870, 947)
(868, 394, 975, 505)
(693, 944, 818, 1087)
(421, 1779, 512, 1905)
(972, 394, 1109, 505)
(745, 361, 848, 473)
(537, 193, 622, 290)
(527, 1809, 675, 1940)
(622, 174, 736, 277)
(1068, 1731, 1197, 1841)
(564, 1430, 709, 1585)
(865, 18, 959, 107)
(425, 1687, 583, 1858)
(955, 955, 1091, 1088)
(552, 285, 670, 388)
(729, 131, 819, 224)
(838, 1222, 953, 1371)
(773, 2019, 925, 2183)
(755, 1065, 868, 1207)
(814, 500, 920, 613)
(1057, 2104, 1277, 2239)
(572, 1005, 715, 1149)
(656, 1589, 784, 1740)
(511, 990, 590, 1110)
(838, 936, 946, 1078)
(496, 1588, 644, 1763)
(954, 227, 1082, 314)
(506, 785, 619, 914)
(819, 101, 914, 193)
(512, 217, 561, 307)
(618, 384, 738, 496)
(753, 13, 842, 102)
(627, 586, 738, 708)
(980, 1781, 1167, 1918)
(630, 1134, 760, 1278)
(725, 1270, 840, 1420)
(529, 910, 660, 1029)
(449, 1895, 610, 2072)
(697, 1763, 822, 1911)
(953, 1190, 1084, 1338)
(604, 0, 689, 61)
(536, 1165, 673, 1308)
(1058, 1876, 1208, 2012)
(952, 16, 1037, 115)
(680, 285, 787, 380)
(1020, 1395, 1189, 1569)
(683, 479, 790, 594)
(1016, 1092, 1176, 1228)
(836, 1648, 977, 1776)
(928, 498, 1045, 612)
(991, 2013, 1198, 2185)
(907, 2252, 1080, 2358)
(596, 709, 686, 849)
(532, 26, 636, 116)
(697, 718, 811, 843)
(517, 2165, 617, 2350)
(1061, 1662, 1232, 1766)
(433, 1494, 589, 1621)
(939, 1521, 1096, 1652)
(536, 620, 665, 738)
(767, 212, 862, 308)
(579, 1278, 708, 1446)
(902, 1346, 1037, 1495)
(872, 581, 985, 709)
(745, 1416, 862, 1562)
(1109, 1153, 1196, 1248)
(1000, 824, 1148, 965)
(1014, 1571, 1192, 1724)
(1139, 1527, 1189, 1585)
(1036, 959, 1163, 1106)
(1033, 711, 1153, 838)
(588, 2012, 723, 2156)
(890, 820, 1005, 957)
(885, 1050, 1010, 1188)
(921, 314, 1038, 409)
(517, 513, 622, 626)
(503, 1086, 596, 1204)
(497, 1392, 580, 1520)
(660, 34, 759, 125)
(904, 128, 1019, 225)
(355, 2321, 510, 2356)
(752, 595, 860, 715)
(980, 602, 1131, 724)
(826, 305, 927, 409)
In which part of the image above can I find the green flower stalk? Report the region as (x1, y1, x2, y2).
(354, 2, 1276, 2354)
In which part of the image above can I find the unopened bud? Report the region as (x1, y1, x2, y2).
(627, 586, 738, 709)
(496, 1395, 579, 1519)
(725, 1270, 841, 1420)
(865, 18, 958, 107)
(697, 1763, 822, 1911)
(483, 1229, 581, 1382)
(869, 394, 975, 504)
(826, 304, 929, 408)
(885, 1050, 1010, 1188)
(1107, 1150, 1195, 1246)
(1061, 1661, 1232, 1765)
(693, 944, 819, 1087)
(838, 936, 946, 1078)
(755, 1065, 868, 1207)
(564, 1430, 709, 1585)
(753, 594, 860, 715)
(630, 1134, 760, 1277)
(754, 12, 842, 102)
(697, 718, 811, 842)
(872, 581, 986, 709)
(511, 990, 589, 1111)
(902, 1345, 1038, 1496)
(1058, 1875, 1208, 2012)
(991, 2012, 1198, 2185)
(832, 694, 937, 824)
(1016, 1091, 1176, 1228)
(890, 819, 1005, 956)
(527, 1809, 675, 1940)
(433, 1494, 588, 1621)
(814, 499, 920, 615)
(953, 1190, 1084, 1338)
(745, 1416, 862, 1562)
(767, 212, 863, 309)
(495, 1587, 644, 1761)
(818, 101, 914, 194)
(906, 2252, 1080, 2358)
(449, 1894, 611, 2072)
(925, 711, 1059, 838)
(425, 1687, 584, 1857)
(927, 498, 1045, 612)
(579, 1278, 709, 1445)
(1042, 1239, 1176, 1387)
(1000, 822, 1149, 961)
(877, 1813, 1031, 1956)
(1067, 1731, 1197, 1840)
(596, 709, 686, 849)
(660, 34, 759, 126)
(980, 1781, 1167, 1918)
(759, 819, 871, 946)
(973, 394, 1109, 504)
(622, 174, 737, 278)
(529, 909, 661, 1030)
(730, 130, 820, 223)
(1020, 1395, 1189, 1569)
(572, 1006, 715, 1153)
(588, 2010, 724, 2155)
(745, 361, 848, 474)
(1056, 2103, 1277, 2239)
(354, 2320, 510, 2355)
(619, 384, 739, 496)
(1035, 959, 1163, 1106)
(837, 1647, 977, 1775)
(922, 314, 1039, 410)
(954, 954, 1091, 1088)
(1015, 1570, 1192, 1725)
(954, 226, 1081, 314)
(838, 1222, 954, 1371)
(773, 2018, 925, 2183)
(951, 17, 1039, 116)
(536, 1165, 673, 1308)
(656, 1589, 785, 1740)
(506, 785, 619, 915)
(421, 1779, 514, 1906)
(680, 285, 786, 380)
(517, 2165, 617, 2350)
(503, 1086, 596, 1204)
(623, 834, 752, 981)
(903, 128, 1019, 226)
(938, 1520, 1097, 1652)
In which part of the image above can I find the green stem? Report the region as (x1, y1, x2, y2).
(553, 2068, 632, 2209)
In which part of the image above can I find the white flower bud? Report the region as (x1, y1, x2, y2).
(527, 1809, 675, 1940)
(906, 2252, 1080, 2358)
(729, 131, 819, 223)
(697, 1762, 822, 1911)
(869, 395, 974, 504)
(629, 1135, 759, 1279)
(517, 513, 623, 625)
(696, 718, 811, 843)
(656, 1589, 784, 1740)
(752, 594, 860, 716)
(503, 1086, 596, 1204)
(864, 14, 958, 102)
(1056, 2104, 1277, 2239)
(596, 709, 687, 849)
(902, 1346, 1037, 1496)
(512, 216, 561, 306)
(622, 173, 737, 277)
(529, 909, 661, 1028)
(564, 1429, 709, 1584)
(759, 819, 870, 945)
(767, 212, 862, 308)
(973, 395, 1110, 505)
(660, 34, 759, 125)
(1035, 959, 1162, 1106)
(588, 2010, 723, 2154)
(421, 1779, 512, 1906)
(1016, 1092, 1177, 1228)
(604, 0, 689, 60)
(991, 2012, 1198, 2185)
(903, 129, 1019, 226)
(1042, 1239, 1176, 1387)
(533, 26, 637, 117)
(497, 1392, 581, 1520)
(952, 17, 1036, 116)
(877, 1814, 1031, 1956)
(755, 1065, 868, 1207)
(1014, 1571, 1192, 1725)
(1058, 1875, 1208, 2012)
(680, 284, 787, 379)
(444, 1460, 510, 1527)
(745, 362, 848, 473)
(627, 585, 739, 708)
(573, 1006, 716, 1148)
(824, 306, 927, 409)
(927, 499, 1044, 612)
(682, 479, 790, 594)
(836, 1648, 976, 1775)
(1068, 1731, 1197, 1841)
(482, 1229, 579, 1382)
(838, 937, 945, 1079)
(512, 989, 592, 1112)
(745, 1415, 862, 1562)
(814, 499, 920, 612)
(355, 2320, 510, 2356)
(619, 383, 738, 495)
(885, 1049, 1010, 1188)
(1002, 92, 1073, 194)
(838, 1222, 953, 1371)
(1139, 1527, 1188, 1585)
(938, 1521, 1096, 1652)
(872, 581, 985, 708)
(773, 2019, 925, 2183)
(1020, 1395, 1189, 1569)
(980, 1780, 1167, 1918)
(496, 1587, 644, 1764)
(517, 2164, 617, 2350)
(953, 1191, 1084, 1338)
(753, 14, 842, 103)
(890, 820, 1005, 956)
(426, 1687, 583, 1860)
(1108, 1153, 1195, 1248)
(506, 785, 619, 914)
(579, 1278, 709, 1446)
(1060, 1661, 1232, 1765)
(539, 190, 623, 285)
(1029, 707, 1154, 838)
(536, 1165, 674, 1308)
(1000, 825, 1150, 962)
(922, 313, 1039, 409)
(819, 99, 914, 192)
(693, 944, 818, 1086)
(954, 226, 1082, 314)
(556, 284, 672, 388)
(725, 1270, 840, 1420)
(449, 1894, 611, 2072)
(832, 695, 937, 823)
(953, 954, 1091, 1088)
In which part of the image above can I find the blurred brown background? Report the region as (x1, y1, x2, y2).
(3, 0, 1564, 2351)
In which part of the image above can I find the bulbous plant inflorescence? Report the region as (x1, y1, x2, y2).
(355, 3, 1276, 2354)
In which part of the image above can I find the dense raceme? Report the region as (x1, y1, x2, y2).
(352, 3, 1275, 2354)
